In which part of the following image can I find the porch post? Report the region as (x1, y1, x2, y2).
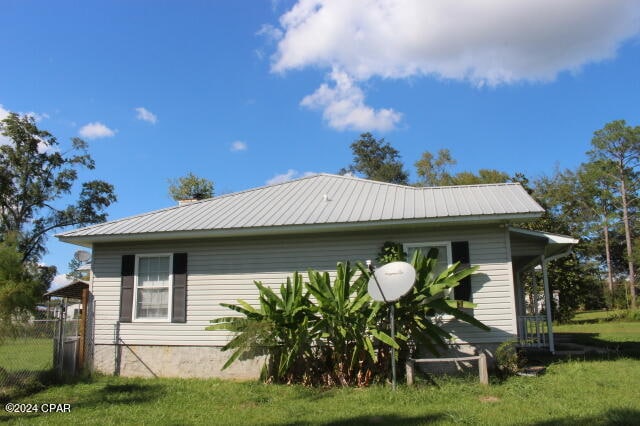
(514, 271, 524, 344)
(540, 256, 555, 353)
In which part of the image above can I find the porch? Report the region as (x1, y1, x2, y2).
(509, 228, 579, 353)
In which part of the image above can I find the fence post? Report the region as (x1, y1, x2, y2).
(78, 288, 88, 371)
(114, 321, 121, 376)
(56, 305, 66, 376)
(405, 359, 415, 386)
(478, 353, 488, 385)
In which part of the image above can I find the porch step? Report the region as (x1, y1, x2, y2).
(554, 342, 611, 356)
(517, 366, 546, 377)
(554, 334, 577, 343)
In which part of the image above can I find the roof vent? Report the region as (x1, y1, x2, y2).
(178, 199, 198, 206)
(323, 194, 331, 202)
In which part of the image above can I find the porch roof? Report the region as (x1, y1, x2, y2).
(509, 227, 579, 271)
(44, 280, 89, 300)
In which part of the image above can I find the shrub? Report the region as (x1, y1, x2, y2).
(495, 341, 525, 379)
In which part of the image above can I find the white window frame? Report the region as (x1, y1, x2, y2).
(133, 253, 173, 322)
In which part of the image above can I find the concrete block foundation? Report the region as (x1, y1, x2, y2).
(93, 344, 266, 380)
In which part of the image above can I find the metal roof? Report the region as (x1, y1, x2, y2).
(57, 174, 544, 245)
(509, 227, 579, 261)
(45, 280, 89, 299)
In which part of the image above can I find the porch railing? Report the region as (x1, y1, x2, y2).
(518, 315, 548, 347)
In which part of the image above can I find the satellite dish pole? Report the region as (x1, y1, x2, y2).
(367, 260, 416, 390)
(367, 261, 395, 389)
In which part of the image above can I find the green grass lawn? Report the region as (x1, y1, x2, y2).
(569, 310, 624, 323)
(0, 338, 53, 372)
(554, 320, 640, 357)
(2, 321, 639, 426)
(1, 358, 639, 425)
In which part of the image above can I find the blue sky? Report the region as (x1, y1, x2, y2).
(0, 1, 639, 286)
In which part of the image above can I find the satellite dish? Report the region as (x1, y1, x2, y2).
(74, 250, 91, 263)
(367, 261, 416, 302)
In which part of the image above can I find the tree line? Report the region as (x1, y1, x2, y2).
(341, 123, 639, 317)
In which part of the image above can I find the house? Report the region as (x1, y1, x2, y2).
(56, 173, 577, 379)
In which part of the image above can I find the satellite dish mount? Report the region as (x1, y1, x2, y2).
(367, 261, 416, 390)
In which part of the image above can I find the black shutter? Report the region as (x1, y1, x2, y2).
(452, 241, 472, 301)
(120, 255, 135, 322)
(172, 253, 188, 323)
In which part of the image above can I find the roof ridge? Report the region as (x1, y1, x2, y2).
(316, 173, 522, 190)
(420, 182, 522, 190)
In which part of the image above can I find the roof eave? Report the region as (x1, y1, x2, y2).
(58, 212, 543, 247)
(508, 227, 580, 245)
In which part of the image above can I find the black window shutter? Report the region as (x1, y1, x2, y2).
(120, 255, 135, 322)
(452, 241, 472, 302)
(172, 253, 188, 323)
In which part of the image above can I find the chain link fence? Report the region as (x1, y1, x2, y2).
(0, 319, 58, 396)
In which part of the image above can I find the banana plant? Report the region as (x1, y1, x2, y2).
(306, 262, 395, 384)
(207, 272, 316, 380)
(207, 251, 486, 385)
(365, 248, 490, 357)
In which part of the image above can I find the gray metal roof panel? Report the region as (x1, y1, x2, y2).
(57, 174, 544, 240)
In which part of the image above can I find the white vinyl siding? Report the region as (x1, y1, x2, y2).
(90, 224, 516, 347)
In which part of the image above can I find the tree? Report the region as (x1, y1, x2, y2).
(516, 174, 607, 319)
(588, 120, 640, 308)
(341, 133, 409, 184)
(547, 163, 619, 300)
(451, 169, 511, 185)
(168, 172, 214, 201)
(0, 235, 42, 324)
(415, 149, 510, 186)
(415, 149, 456, 186)
(66, 256, 90, 281)
(0, 112, 117, 262)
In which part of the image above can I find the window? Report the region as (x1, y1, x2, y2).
(120, 252, 188, 323)
(404, 242, 452, 297)
(403, 241, 472, 302)
(134, 255, 172, 321)
(404, 242, 452, 275)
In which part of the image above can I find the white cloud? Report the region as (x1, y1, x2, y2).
(49, 274, 73, 291)
(270, 0, 640, 129)
(0, 105, 49, 123)
(135, 107, 158, 124)
(301, 68, 401, 131)
(78, 122, 115, 139)
(273, 0, 640, 85)
(24, 111, 49, 122)
(266, 169, 315, 185)
(0, 105, 10, 145)
(257, 24, 283, 42)
(230, 140, 248, 152)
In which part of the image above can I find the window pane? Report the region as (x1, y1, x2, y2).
(136, 288, 169, 319)
(407, 244, 449, 274)
(407, 244, 452, 298)
(138, 256, 170, 287)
